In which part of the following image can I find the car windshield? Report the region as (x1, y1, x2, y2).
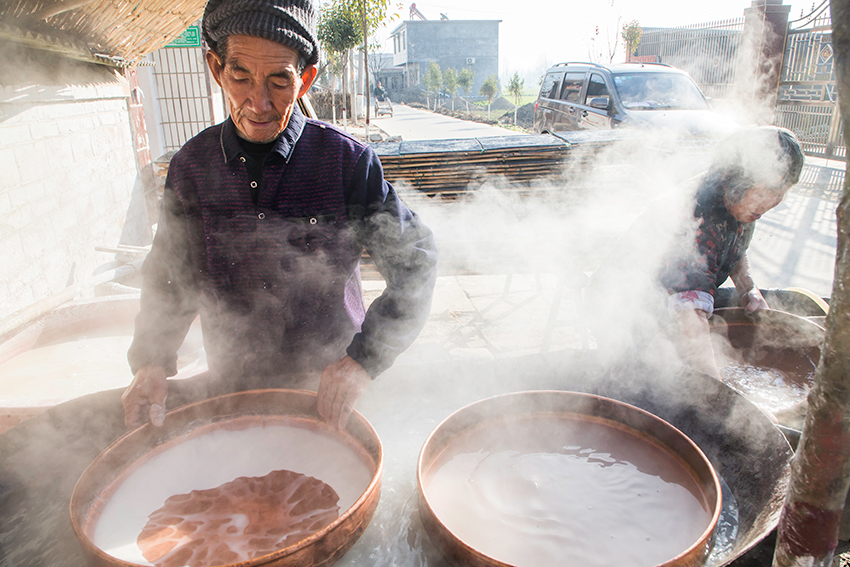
(612, 72, 708, 110)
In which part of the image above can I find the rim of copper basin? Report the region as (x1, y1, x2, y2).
(416, 390, 722, 567)
(711, 307, 825, 335)
(69, 389, 383, 567)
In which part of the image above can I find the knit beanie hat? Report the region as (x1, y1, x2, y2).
(203, 0, 319, 66)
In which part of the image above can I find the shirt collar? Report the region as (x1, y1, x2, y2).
(696, 179, 736, 223)
(219, 105, 307, 164)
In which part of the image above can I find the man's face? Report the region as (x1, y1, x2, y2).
(724, 185, 786, 224)
(206, 35, 317, 143)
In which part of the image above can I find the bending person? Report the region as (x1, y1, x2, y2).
(587, 126, 804, 379)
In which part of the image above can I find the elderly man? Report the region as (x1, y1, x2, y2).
(587, 126, 804, 379)
(122, 0, 438, 429)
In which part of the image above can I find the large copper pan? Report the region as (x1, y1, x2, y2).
(0, 295, 205, 433)
(69, 389, 382, 567)
(709, 307, 823, 429)
(417, 391, 722, 567)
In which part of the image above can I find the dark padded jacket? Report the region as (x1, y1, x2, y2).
(128, 109, 437, 382)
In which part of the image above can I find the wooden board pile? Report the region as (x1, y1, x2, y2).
(373, 135, 570, 198)
(373, 131, 638, 199)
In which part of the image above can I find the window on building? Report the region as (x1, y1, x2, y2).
(560, 72, 586, 102)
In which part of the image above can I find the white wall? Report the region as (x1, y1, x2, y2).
(0, 46, 149, 321)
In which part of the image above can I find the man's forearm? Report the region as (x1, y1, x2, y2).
(128, 185, 199, 376)
(350, 212, 438, 376)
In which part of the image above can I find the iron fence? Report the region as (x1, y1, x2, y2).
(635, 19, 744, 101)
(776, 3, 844, 161)
(636, 3, 843, 162)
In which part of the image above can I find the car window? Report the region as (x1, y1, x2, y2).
(560, 72, 585, 102)
(584, 73, 609, 104)
(540, 71, 564, 100)
(612, 72, 708, 110)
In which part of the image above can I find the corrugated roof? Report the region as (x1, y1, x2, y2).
(0, 0, 205, 67)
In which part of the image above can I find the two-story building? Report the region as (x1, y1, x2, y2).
(389, 18, 500, 98)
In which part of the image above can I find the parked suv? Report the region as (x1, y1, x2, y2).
(533, 62, 738, 138)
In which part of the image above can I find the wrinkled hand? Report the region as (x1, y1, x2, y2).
(740, 287, 769, 314)
(121, 366, 168, 428)
(317, 356, 372, 429)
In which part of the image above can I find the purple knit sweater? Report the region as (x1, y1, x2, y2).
(128, 109, 437, 382)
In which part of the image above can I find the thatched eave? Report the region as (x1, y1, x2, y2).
(0, 0, 206, 67)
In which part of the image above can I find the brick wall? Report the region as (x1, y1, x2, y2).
(0, 47, 151, 322)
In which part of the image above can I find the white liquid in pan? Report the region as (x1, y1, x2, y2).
(424, 416, 713, 567)
(91, 419, 373, 566)
(0, 321, 205, 403)
(721, 363, 809, 414)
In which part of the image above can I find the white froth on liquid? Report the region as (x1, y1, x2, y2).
(721, 363, 809, 413)
(424, 416, 713, 567)
(91, 420, 373, 565)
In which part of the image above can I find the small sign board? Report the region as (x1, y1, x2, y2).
(166, 26, 201, 48)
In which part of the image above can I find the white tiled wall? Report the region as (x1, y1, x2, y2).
(0, 59, 148, 321)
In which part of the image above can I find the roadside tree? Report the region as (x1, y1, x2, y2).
(457, 67, 474, 115)
(772, 1, 850, 565)
(318, 1, 361, 124)
(479, 74, 499, 121)
(506, 71, 524, 125)
(424, 61, 442, 110)
(443, 67, 458, 111)
(622, 20, 642, 61)
(329, 0, 399, 128)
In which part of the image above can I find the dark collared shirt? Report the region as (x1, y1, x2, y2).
(128, 108, 438, 381)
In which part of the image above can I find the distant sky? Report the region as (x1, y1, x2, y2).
(371, 0, 827, 86)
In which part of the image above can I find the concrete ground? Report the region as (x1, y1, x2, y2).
(369, 102, 524, 140)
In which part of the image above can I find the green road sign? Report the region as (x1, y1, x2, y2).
(166, 25, 201, 48)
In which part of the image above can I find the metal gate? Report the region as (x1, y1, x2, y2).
(776, 4, 844, 161)
(149, 27, 221, 152)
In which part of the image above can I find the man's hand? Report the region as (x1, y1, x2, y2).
(739, 287, 769, 314)
(121, 366, 168, 428)
(317, 356, 372, 429)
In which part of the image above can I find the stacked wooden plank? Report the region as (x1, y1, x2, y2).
(373, 131, 639, 198)
(373, 135, 569, 197)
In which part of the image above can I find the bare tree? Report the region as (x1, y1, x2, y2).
(367, 50, 389, 85)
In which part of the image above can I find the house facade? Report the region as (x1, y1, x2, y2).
(389, 19, 500, 98)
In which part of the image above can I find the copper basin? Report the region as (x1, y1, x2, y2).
(709, 308, 823, 428)
(70, 389, 382, 567)
(0, 295, 205, 433)
(417, 391, 721, 567)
